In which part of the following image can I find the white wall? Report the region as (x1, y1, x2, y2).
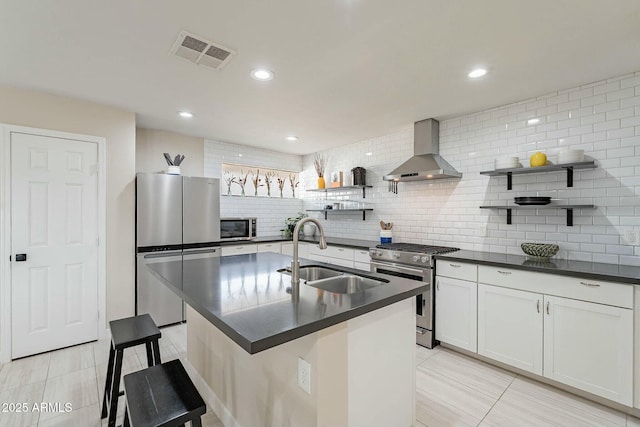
(0, 85, 136, 323)
(136, 128, 204, 176)
(204, 139, 303, 236)
(301, 71, 640, 265)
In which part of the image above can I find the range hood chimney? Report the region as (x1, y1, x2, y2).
(383, 118, 462, 182)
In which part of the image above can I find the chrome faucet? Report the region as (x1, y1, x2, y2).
(291, 217, 327, 297)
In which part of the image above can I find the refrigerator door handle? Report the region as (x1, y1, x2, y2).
(142, 251, 183, 259)
(182, 247, 220, 255)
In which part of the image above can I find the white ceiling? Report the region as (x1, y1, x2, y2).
(2, 1, 640, 155)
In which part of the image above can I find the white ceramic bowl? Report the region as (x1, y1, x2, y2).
(494, 157, 519, 169)
(557, 149, 584, 164)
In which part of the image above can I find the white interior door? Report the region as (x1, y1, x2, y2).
(11, 132, 98, 358)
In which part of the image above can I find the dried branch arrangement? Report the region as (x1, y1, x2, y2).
(313, 153, 327, 178)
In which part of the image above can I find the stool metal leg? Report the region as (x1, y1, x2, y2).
(101, 342, 116, 419)
(123, 407, 130, 427)
(107, 349, 124, 427)
(191, 417, 203, 427)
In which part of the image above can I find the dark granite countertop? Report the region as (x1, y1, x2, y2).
(148, 252, 424, 354)
(219, 235, 377, 250)
(434, 250, 640, 285)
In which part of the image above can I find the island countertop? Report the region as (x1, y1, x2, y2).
(148, 252, 425, 354)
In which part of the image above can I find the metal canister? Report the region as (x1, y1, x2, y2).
(351, 167, 366, 186)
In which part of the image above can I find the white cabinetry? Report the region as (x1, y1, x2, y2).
(280, 242, 310, 258)
(220, 243, 257, 256)
(435, 261, 478, 353)
(544, 296, 632, 405)
(257, 242, 282, 253)
(353, 249, 371, 272)
(308, 244, 355, 268)
(477, 284, 543, 374)
(435, 276, 477, 352)
(477, 266, 633, 406)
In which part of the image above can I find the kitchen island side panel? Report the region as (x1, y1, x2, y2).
(186, 298, 415, 427)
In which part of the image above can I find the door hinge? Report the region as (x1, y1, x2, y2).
(90, 164, 99, 175)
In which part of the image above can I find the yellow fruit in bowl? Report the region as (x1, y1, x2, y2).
(530, 152, 547, 167)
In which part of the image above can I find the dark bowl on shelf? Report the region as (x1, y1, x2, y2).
(514, 196, 551, 206)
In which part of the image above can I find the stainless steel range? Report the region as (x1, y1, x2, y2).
(369, 243, 459, 348)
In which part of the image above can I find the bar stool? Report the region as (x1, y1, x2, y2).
(101, 314, 162, 427)
(122, 359, 206, 427)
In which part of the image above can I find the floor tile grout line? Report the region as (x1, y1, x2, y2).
(475, 372, 519, 426)
(417, 353, 515, 402)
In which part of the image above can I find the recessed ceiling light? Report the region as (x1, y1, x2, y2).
(286, 136, 298, 141)
(468, 68, 487, 78)
(250, 68, 274, 81)
(178, 111, 194, 118)
(527, 118, 540, 125)
(238, 153, 243, 157)
(365, 152, 373, 156)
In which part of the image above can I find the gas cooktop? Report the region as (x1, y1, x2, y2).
(370, 243, 459, 267)
(375, 243, 459, 254)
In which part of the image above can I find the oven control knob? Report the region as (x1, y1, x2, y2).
(392, 253, 400, 259)
(421, 256, 428, 263)
(412, 255, 419, 262)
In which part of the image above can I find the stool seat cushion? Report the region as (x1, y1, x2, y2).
(124, 359, 206, 427)
(110, 314, 161, 349)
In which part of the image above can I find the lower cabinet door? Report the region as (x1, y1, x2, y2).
(478, 284, 543, 375)
(543, 296, 633, 405)
(435, 276, 477, 352)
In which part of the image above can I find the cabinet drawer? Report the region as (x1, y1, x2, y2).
(308, 244, 354, 260)
(354, 249, 371, 264)
(437, 261, 477, 282)
(221, 244, 257, 256)
(257, 242, 282, 253)
(478, 266, 632, 309)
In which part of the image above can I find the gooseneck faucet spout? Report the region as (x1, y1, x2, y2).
(291, 217, 327, 298)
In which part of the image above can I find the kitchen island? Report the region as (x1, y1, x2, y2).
(149, 251, 424, 427)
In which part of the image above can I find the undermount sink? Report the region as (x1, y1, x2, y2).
(307, 275, 388, 294)
(277, 266, 343, 281)
(279, 265, 389, 294)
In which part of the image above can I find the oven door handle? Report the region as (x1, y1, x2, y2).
(370, 261, 428, 276)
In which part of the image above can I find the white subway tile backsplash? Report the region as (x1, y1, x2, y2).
(202, 70, 640, 266)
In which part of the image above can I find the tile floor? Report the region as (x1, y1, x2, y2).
(1, 325, 639, 427)
(0, 323, 222, 427)
(415, 345, 640, 427)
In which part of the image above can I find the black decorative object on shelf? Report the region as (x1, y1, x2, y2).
(514, 196, 551, 206)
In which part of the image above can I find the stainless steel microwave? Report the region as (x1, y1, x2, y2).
(220, 218, 257, 241)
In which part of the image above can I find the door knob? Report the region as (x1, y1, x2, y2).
(15, 254, 27, 262)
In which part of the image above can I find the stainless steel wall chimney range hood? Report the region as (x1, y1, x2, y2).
(383, 118, 462, 182)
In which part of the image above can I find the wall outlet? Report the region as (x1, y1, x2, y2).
(623, 228, 640, 246)
(297, 357, 311, 395)
(479, 224, 488, 237)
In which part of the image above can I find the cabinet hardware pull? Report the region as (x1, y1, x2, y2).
(579, 281, 600, 287)
(537, 300, 540, 313)
(497, 270, 512, 275)
(449, 264, 461, 268)
(436, 281, 439, 291)
(546, 301, 550, 315)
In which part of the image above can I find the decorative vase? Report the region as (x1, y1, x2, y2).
(302, 223, 316, 237)
(317, 177, 326, 189)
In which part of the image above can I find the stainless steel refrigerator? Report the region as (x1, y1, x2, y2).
(136, 173, 220, 326)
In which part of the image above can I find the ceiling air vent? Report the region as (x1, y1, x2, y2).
(170, 31, 235, 71)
